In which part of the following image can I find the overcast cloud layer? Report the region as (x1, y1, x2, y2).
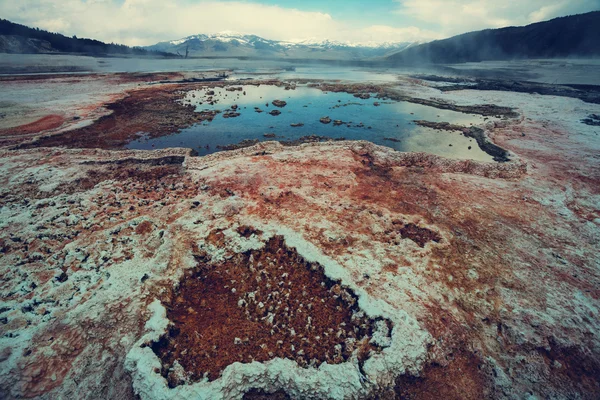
(0, 0, 598, 46)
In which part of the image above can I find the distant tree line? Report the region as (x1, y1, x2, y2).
(0, 18, 177, 57)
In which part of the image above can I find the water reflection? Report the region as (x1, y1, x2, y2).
(126, 84, 494, 161)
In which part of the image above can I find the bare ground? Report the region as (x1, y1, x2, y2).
(0, 72, 598, 399)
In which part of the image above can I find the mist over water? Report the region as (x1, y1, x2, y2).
(3, 54, 599, 85)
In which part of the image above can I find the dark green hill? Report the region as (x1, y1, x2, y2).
(0, 19, 175, 57)
(388, 11, 600, 65)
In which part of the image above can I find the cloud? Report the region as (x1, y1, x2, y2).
(394, 0, 600, 36)
(1, 0, 597, 46)
(0, 0, 336, 45)
(0, 0, 436, 46)
(357, 25, 443, 44)
(527, 0, 600, 23)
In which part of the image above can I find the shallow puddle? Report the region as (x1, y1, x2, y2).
(126, 84, 494, 161)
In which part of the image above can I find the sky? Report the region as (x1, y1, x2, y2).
(1, 0, 599, 46)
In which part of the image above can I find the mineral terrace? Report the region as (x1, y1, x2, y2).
(0, 73, 599, 399)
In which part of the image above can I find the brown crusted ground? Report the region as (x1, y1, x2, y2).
(192, 135, 597, 398)
(396, 222, 442, 248)
(0, 147, 205, 400)
(393, 349, 487, 400)
(0, 155, 196, 283)
(152, 235, 386, 385)
(14, 303, 141, 400)
(0, 156, 185, 204)
(1, 71, 599, 399)
(236, 225, 263, 238)
(535, 340, 600, 395)
(0, 73, 186, 147)
(243, 389, 291, 399)
(19, 84, 211, 150)
(280, 135, 346, 146)
(0, 114, 66, 136)
(241, 348, 487, 400)
(389, 301, 491, 400)
(71, 160, 184, 193)
(218, 135, 346, 152)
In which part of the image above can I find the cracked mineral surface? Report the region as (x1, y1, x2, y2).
(0, 71, 599, 399)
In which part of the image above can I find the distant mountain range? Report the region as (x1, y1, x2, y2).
(387, 11, 600, 65)
(2, 11, 599, 64)
(145, 33, 416, 60)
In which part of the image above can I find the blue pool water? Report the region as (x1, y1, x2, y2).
(126, 84, 494, 161)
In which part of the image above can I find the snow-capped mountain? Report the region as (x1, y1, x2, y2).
(288, 37, 415, 49)
(146, 32, 415, 60)
(168, 33, 281, 46)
